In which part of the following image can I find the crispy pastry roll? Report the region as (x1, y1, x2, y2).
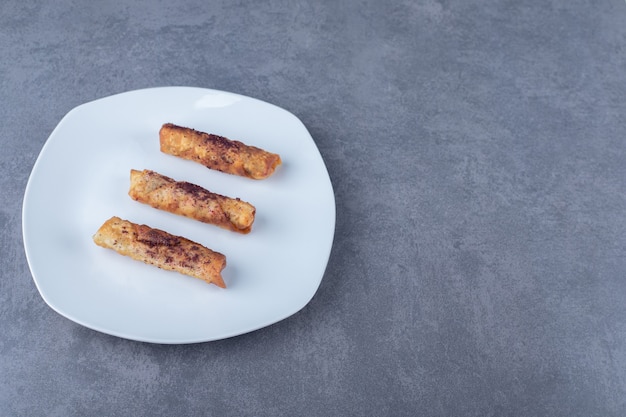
(128, 169, 256, 234)
(159, 123, 282, 179)
(93, 216, 226, 288)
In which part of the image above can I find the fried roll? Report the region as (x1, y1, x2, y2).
(93, 216, 227, 288)
(128, 169, 256, 234)
(159, 123, 282, 179)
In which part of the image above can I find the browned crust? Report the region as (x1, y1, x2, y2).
(159, 123, 282, 179)
(128, 169, 256, 234)
(93, 216, 226, 288)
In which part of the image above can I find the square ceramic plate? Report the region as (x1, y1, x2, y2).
(22, 87, 335, 344)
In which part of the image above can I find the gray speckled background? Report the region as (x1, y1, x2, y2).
(2, 1, 626, 416)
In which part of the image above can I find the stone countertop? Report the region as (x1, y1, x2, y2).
(1, 1, 625, 416)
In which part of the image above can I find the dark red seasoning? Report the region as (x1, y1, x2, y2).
(204, 133, 242, 151)
(137, 227, 181, 247)
(176, 181, 219, 202)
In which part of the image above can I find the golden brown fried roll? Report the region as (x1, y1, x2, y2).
(93, 216, 227, 288)
(159, 123, 282, 179)
(128, 169, 256, 234)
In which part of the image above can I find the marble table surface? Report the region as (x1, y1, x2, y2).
(2, 1, 625, 416)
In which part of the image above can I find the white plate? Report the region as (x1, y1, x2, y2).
(22, 87, 335, 344)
